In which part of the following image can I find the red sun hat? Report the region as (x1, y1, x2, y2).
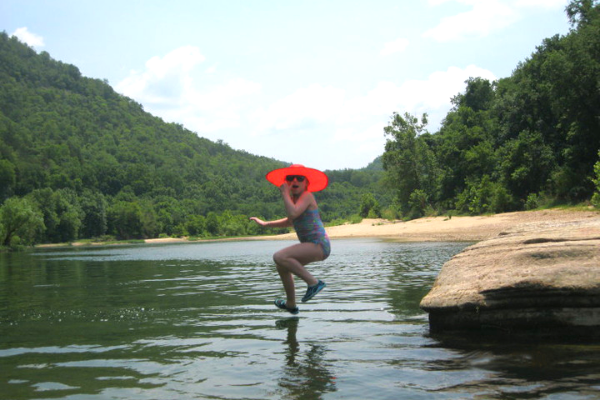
(266, 164, 329, 192)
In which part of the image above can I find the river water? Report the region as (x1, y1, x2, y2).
(1, 239, 599, 399)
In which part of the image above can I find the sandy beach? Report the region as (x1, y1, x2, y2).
(143, 208, 599, 245)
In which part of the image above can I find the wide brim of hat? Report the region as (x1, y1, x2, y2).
(266, 164, 329, 192)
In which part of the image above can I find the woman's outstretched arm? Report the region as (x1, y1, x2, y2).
(249, 217, 292, 228)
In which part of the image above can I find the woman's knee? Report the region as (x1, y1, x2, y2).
(273, 248, 301, 269)
(273, 250, 286, 266)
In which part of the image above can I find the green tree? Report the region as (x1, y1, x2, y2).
(108, 201, 144, 239)
(186, 214, 207, 237)
(383, 112, 439, 216)
(435, 78, 498, 206)
(494, 1, 600, 201)
(79, 189, 108, 238)
(0, 197, 45, 247)
(206, 212, 220, 236)
(408, 189, 434, 218)
(453, 77, 495, 112)
(0, 159, 16, 200)
(140, 199, 159, 238)
(566, 0, 598, 27)
(497, 130, 555, 200)
(53, 189, 83, 242)
(359, 193, 380, 218)
(28, 188, 83, 243)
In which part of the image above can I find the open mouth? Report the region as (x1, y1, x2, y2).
(292, 185, 299, 189)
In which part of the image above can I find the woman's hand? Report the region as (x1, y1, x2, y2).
(249, 217, 266, 226)
(279, 181, 291, 195)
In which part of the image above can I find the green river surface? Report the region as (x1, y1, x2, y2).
(1, 239, 599, 399)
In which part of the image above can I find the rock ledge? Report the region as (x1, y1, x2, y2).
(420, 217, 600, 333)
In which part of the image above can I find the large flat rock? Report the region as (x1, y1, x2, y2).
(420, 216, 600, 333)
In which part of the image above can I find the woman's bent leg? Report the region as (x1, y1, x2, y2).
(273, 243, 324, 307)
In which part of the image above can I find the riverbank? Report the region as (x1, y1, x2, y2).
(37, 208, 596, 248)
(142, 208, 598, 245)
(325, 208, 599, 242)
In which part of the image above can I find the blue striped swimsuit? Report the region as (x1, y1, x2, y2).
(292, 208, 331, 260)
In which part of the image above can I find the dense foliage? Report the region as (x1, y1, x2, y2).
(0, 32, 386, 247)
(383, 0, 600, 218)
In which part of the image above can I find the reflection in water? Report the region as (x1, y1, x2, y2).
(427, 333, 600, 399)
(275, 318, 336, 399)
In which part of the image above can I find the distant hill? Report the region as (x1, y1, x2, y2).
(363, 156, 383, 171)
(0, 32, 387, 243)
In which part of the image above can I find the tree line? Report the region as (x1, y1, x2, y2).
(383, 0, 600, 218)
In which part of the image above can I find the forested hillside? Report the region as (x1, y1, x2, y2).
(0, 32, 386, 246)
(382, 0, 600, 218)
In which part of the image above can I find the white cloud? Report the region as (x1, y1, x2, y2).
(305, 64, 497, 168)
(11, 27, 45, 48)
(255, 64, 497, 168)
(117, 46, 206, 104)
(116, 45, 497, 169)
(247, 65, 497, 159)
(380, 38, 410, 56)
(427, 0, 454, 5)
(116, 46, 261, 133)
(424, 0, 520, 42)
(254, 84, 346, 132)
(341, 64, 496, 127)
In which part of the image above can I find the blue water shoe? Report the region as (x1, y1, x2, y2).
(302, 280, 326, 303)
(274, 299, 299, 315)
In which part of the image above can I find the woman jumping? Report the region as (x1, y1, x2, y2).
(250, 164, 331, 315)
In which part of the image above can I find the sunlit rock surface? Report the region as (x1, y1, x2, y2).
(420, 217, 600, 333)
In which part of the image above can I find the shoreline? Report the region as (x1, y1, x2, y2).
(324, 208, 600, 242)
(41, 208, 598, 248)
(249, 208, 599, 243)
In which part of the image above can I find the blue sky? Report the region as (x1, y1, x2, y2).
(2, 0, 572, 170)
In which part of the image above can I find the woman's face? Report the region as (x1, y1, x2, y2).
(286, 175, 308, 195)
